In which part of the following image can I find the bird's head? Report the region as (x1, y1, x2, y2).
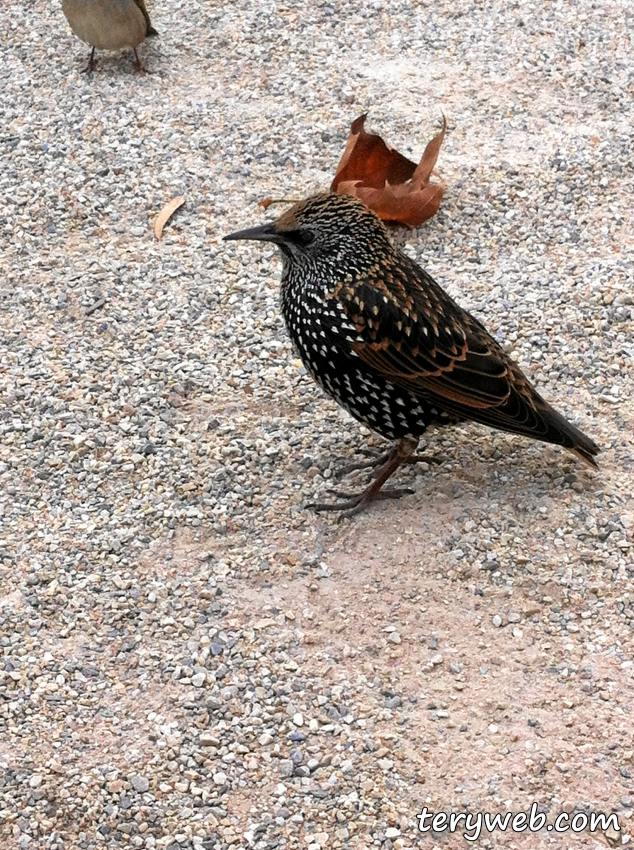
(223, 193, 392, 270)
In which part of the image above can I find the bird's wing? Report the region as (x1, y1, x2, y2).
(327, 255, 550, 435)
(319, 248, 598, 464)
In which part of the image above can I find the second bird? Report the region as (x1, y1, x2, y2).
(62, 0, 157, 72)
(224, 193, 600, 517)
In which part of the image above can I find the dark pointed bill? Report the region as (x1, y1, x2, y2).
(223, 222, 283, 244)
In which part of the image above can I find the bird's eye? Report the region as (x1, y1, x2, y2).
(285, 229, 315, 247)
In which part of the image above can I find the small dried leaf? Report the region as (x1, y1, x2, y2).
(154, 195, 185, 241)
(331, 115, 447, 227)
(258, 197, 274, 210)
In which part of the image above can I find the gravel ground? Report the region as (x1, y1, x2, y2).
(1, 0, 633, 848)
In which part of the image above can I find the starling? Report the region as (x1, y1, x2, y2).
(62, 0, 157, 72)
(224, 193, 600, 516)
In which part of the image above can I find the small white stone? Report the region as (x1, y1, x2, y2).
(200, 732, 219, 747)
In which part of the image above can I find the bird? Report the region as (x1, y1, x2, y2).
(61, 0, 157, 72)
(223, 193, 600, 517)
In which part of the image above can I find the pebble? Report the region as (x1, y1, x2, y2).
(200, 732, 220, 747)
(131, 775, 149, 793)
(279, 760, 294, 778)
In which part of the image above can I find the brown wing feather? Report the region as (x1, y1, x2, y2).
(334, 253, 518, 412)
(354, 316, 514, 409)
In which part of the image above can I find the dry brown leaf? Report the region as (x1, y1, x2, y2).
(331, 115, 447, 227)
(154, 195, 185, 241)
(258, 197, 274, 210)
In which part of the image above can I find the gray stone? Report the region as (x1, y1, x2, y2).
(131, 775, 149, 793)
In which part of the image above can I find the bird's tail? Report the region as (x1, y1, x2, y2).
(539, 402, 600, 468)
(457, 389, 602, 468)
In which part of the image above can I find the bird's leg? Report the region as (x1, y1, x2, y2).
(82, 46, 97, 73)
(133, 48, 148, 73)
(308, 436, 420, 518)
(335, 446, 442, 479)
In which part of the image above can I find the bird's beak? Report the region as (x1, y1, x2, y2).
(223, 222, 285, 245)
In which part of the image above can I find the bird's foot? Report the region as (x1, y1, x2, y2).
(334, 450, 390, 478)
(133, 48, 149, 73)
(307, 486, 416, 519)
(82, 47, 97, 73)
(308, 436, 419, 518)
(335, 449, 441, 478)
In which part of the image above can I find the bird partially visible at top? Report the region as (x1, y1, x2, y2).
(62, 0, 157, 73)
(224, 193, 600, 517)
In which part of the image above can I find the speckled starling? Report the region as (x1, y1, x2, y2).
(62, 0, 157, 72)
(224, 193, 600, 516)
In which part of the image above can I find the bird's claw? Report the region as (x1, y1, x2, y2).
(334, 452, 390, 478)
(335, 451, 441, 479)
(307, 486, 416, 519)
